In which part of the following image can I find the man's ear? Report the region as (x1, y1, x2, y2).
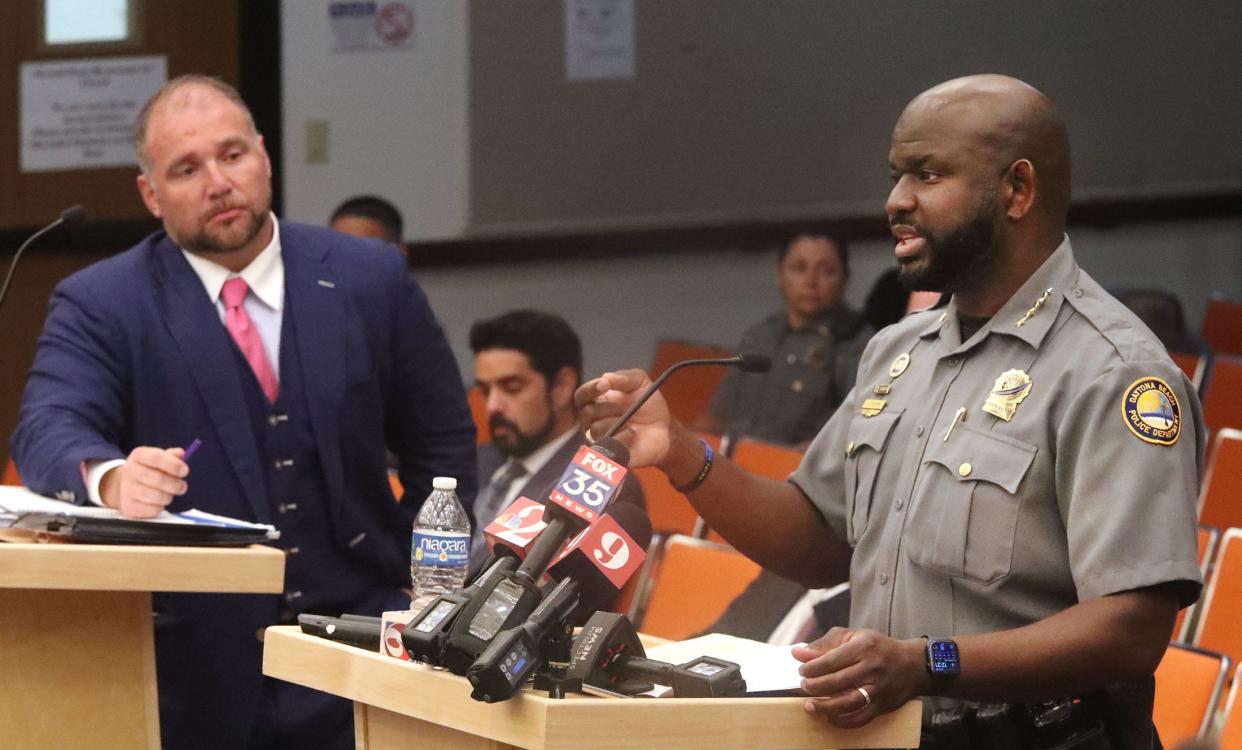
(137, 173, 162, 218)
(1003, 159, 1037, 221)
(551, 366, 578, 410)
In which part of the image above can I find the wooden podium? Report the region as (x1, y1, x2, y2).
(0, 542, 285, 749)
(263, 626, 922, 749)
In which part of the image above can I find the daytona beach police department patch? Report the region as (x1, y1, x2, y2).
(1122, 377, 1181, 445)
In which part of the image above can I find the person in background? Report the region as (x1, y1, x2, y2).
(11, 75, 476, 749)
(696, 232, 871, 447)
(1116, 287, 1205, 356)
(329, 194, 404, 247)
(467, 310, 648, 609)
(864, 268, 943, 333)
(579, 74, 1202, 748)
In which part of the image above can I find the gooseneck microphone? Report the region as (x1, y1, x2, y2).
(0, 205, 87, 318)
(601, 353, 772, 440)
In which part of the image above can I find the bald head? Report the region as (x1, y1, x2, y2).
(896, 74, 1071, 228)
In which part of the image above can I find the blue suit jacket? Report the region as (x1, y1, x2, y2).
(12, 221, 477, 746)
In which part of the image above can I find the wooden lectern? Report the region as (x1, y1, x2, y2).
(0, 542, 285, 749)
(263, 626, 921, 749)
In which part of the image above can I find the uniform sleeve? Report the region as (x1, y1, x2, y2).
(789, 384, 857, 545)
(1055, 360, 1204, 606)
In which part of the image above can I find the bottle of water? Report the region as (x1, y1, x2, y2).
(410, 476, 471, 613)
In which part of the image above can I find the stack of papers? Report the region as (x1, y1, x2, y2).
(644, 633, 805, 696)
(0, 485, 279, 541)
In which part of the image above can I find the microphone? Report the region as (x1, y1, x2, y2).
(0, 205, 87, 317)
(546, 502, 650, 619)
(602, 353, 772, 440)
(482, 496, 549, 561)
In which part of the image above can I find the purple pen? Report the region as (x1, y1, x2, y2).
(183, 438, 203, 461)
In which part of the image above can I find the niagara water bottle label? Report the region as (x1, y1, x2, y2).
(412, 530, 470, 568)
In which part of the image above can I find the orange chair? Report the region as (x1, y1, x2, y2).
(731, 437, 804, 480)
(1203, 297, 1242, 358)
(387, 471, 404, 502)
(1220, 661, 1242, 749)
(635, 534, 761, 641)
(467, 386, 490, 444)
(1169, 352, 1206, 393)
(1152, 643, 1231, 745)
(1174, 525, 1219, 643)
(632, 433, 721, 539)
(1198, 429, 1242, 532)
(2, 459, 20, 486)
(1204, 357, 1242, 436)
(648, 339, 734, 425)
(704, 437, 804, 544)
(1191, 528, 1242, 666)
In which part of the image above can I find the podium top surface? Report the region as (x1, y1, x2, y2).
(262, 626, 922, 750)
(0, 542, 285, 593)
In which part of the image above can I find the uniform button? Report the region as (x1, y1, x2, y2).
(946, 358, 961, 367)
(786, 353, 797, 364)
(914, 425, 924, 436)
(879, 572, 888, 585)
(895, 498, 904, 510)
(791, 379, 804, 393)
(958, 462, 972, 477)
(1072, 288, 1084, 298)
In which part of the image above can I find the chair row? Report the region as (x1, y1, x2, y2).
(1154, 643, 1242, 747)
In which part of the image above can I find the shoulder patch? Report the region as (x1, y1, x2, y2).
(1121, 377, 1181, 445)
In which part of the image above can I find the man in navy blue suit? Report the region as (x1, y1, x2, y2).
(12, 75, 477, 749)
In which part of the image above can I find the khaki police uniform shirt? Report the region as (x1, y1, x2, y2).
(791, 238, 1204, 643)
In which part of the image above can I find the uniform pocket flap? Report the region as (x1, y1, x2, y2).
(849, 410, 903, 454)
(923, 424, 1037, 494)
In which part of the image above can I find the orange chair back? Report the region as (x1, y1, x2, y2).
(1, 459, 20, 486)
(731, 437, 804, 481)
(1174, 525, 1219, 642)
(1220, 662, 1242, 749)
(1198, 429, 1242, 532)
(1203, 297, 1242, 358)
(387, 471, 405, 502)
(649, 339, 734, 425)
(1204, 357, 1242, 436)
(633, 467, 700, 538)
(1169, 352, 1206, 392)
(1192, 528, 1242, 665)
(467, 386, 490, 444)
(1153, 644, 1231, 745)
(637, 535, 761, 641)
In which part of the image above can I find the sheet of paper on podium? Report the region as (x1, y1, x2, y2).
(0, 485, 279, 545)
(645, 632, 804, 696)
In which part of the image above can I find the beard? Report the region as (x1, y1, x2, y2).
(178, 202, 270, 256)
(489, 401, 557, 459)
(895, 195, 1002, 294)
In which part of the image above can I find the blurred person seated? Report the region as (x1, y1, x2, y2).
(329, 194, 404, 248)
(467, 309, 647, 578)
(1116, 287, 1204, 355)
(694, 231, 871, 447)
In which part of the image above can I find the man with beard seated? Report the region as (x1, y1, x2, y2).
(466, 309, 647, 579)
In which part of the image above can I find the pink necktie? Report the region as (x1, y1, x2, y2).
(220, 277, 279, 402)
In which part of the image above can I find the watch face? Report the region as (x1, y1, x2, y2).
(927, 639, 960, 676)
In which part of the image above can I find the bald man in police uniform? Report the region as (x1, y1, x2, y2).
(577, 75, 1202, 748)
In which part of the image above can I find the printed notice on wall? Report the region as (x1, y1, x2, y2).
(564, 0, 635, 81)
(329, 1, 416, 52)
(20, 55, 167, 173)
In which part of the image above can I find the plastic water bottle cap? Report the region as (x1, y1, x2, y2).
(432, 476, 457, 490)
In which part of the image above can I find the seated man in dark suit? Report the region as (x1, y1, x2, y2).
(467, 309, 646, 584)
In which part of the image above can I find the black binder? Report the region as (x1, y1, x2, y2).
(9, 513, 275, 547)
